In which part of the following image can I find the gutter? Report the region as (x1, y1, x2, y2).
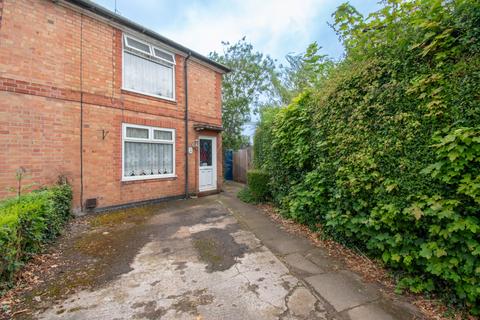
(63, 0, 231, 74)
(184, 52, 192, 199)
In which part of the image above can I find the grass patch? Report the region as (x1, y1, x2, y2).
(237, 187, 259, 204)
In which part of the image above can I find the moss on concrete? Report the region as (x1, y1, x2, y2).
(20, 204, 162, 314)
(90, 206, 157, 227)
(193, 238, 223, 265)
(192, 228, 248, 272)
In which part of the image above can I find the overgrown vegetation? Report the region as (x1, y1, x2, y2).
(0, 183, 72, 293)
(247, 170, 270, 201)
(238, 170, 271, 203)
(237, 187, 258, 204)
(254, 0, 480, 314)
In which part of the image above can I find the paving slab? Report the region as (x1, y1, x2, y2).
(262, 235, 311, 255)
(284, 253, 325, 275)
(244, 219, 283, 239)
(287, 287, 318, 317)
(347, 303, 396, 320)
(345, 300, 420, 320)
(304, 248, 346, 272)
(305, 270, 380, 312)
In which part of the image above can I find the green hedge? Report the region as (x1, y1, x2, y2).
(247, 170, 270, 201)
(0, 184, 72, 292)
(255, 0, 480, 313)
(237, 170, 271, 204)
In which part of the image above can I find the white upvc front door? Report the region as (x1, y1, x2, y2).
(199, 136, 217, 192)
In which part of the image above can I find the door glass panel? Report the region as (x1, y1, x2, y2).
(200, 139, 212, 166)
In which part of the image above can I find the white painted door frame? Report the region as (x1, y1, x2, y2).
(198, 136, 217, 192)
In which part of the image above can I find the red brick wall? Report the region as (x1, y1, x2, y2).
(0, 91, 82, 204)
(189, 62, 222, 121)
(0, 0, 81, 90)
(0, 0, 223, 210)
(81, 105, 188, 207)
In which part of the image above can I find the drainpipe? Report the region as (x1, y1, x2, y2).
(184, 51, 192, 199)
(79, 14, 84, 212)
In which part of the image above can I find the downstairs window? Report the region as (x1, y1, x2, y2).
(122, 124, 175, 181)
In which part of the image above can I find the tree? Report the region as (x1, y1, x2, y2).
(210, 38, 333, 150)
(209, 37, 276, 150)
(272, 42, 335, 105)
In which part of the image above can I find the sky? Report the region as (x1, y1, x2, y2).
(94, 0, 381, 61)
(93, 0, 382, 138)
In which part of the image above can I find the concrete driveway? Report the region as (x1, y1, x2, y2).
(17, 183, 421, 320)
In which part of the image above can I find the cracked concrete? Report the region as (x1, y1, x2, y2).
(219, 182, 423, 320)
(26, 193, 326, 319)
(17, 182, 422, 320)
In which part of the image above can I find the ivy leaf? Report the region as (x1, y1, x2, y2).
(385, 183, 398, 193)
(419, 245, 432, 259)
(403, 255, 413, 266)
(391, 253, 401, 262)
(382, 251, 390, 263)
(435, 248, 447, 257)
(448, 150, 460, 161)
(406, 204, 423, 220)
(421, 162, 442, 175)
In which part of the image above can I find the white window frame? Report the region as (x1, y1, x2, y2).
(124, 35, 152, 55)
(152, 46, 176, 65)
(122, 123, 176, 181)
(122, 34, 176, 101)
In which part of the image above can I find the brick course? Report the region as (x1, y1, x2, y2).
(0, 0, 224, 210)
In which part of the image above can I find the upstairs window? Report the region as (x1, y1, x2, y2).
(123, 35, 176, 100)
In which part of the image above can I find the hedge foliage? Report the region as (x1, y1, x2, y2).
(254, 0, 480, 312)
(238, 170, 271, 204)
(0, 184, 72, 292)
(247, 170, 270, 201)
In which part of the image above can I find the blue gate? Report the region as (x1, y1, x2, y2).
(224, 149, 233, 180)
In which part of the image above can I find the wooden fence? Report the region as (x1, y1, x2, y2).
(232, 147, 253, 183)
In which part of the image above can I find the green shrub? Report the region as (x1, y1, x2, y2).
(254, 0, 480, 313)
(0, 183, 72, 292)
(247, 170, 270, 202)
(253, 106, 279, 170)
(0, 213, 20, 285)
(268, 93, 318, 203)
(280, 170, 327, 226)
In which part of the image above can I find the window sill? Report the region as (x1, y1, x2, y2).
(122, 175, 177, 184)
(121, 88, 177, 105)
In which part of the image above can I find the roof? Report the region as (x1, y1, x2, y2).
(64, 0, 231, 73)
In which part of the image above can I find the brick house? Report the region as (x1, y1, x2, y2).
(0, 0, 230, 212)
